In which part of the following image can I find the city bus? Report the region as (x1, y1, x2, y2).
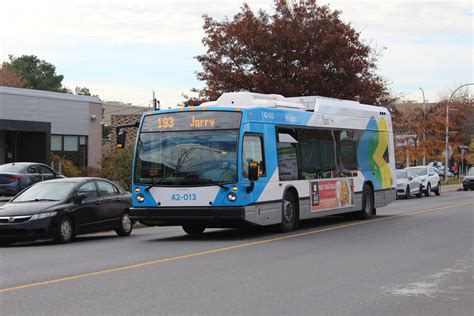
(125, 92, 396, 236)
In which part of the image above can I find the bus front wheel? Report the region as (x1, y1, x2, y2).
(182, 224, 206, 236)
(279, 194, 297, 233)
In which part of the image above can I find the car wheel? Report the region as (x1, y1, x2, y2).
(55, 216, 75, 244)
(405, 185, 411, 199)
(354, 184, 374, 220)
(182, 224, 206, 236)
(463, 187, 468, 191)
(279, 193, 297, 232)
(417, 186, 423, 198)
(425, 184, 431, 197)
(434, 182, 441, 196)
(116, 213, 133, 237)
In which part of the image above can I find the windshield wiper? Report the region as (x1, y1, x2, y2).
(199, 179, 229, 190)
(144, 171, 197, 191)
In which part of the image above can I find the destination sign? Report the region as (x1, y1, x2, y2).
(141, 111, 242, 132)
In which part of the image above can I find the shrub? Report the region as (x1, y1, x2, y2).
(100, 148, 134, 191)
(51, 154, 82, 177)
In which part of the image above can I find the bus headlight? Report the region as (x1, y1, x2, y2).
(227, 192, 237, 202)
(136, 193, 145, 203)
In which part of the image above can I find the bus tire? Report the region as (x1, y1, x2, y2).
(182, 224, 206, 236)
(355, 184, 374, 220)
(279, 193, 297, 233)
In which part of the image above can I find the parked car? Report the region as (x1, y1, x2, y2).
(428, 162, 454, 178)
(0, 162, 64, 196)
(395, 169, 423, 199)
(463, 167, 474, 191)
(407, 166, 441, 196)
(0, 178, 132, 245)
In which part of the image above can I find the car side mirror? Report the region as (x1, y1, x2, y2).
(408, 176, 413, 181)
(74, 193, 87, 204)
(116, 130, 127, 149)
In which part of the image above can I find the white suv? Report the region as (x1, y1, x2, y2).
(407, 166, 441, 196)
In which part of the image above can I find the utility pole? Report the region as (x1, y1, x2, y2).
(460, 145, 468, 176)
(419, 87, 426, 165)
(445, 83, 474, 182)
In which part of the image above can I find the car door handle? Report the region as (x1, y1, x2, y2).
(95, 201, 103, 205)
(114, 198, 121, 202)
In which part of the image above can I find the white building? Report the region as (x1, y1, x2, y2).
(0, 86, 102, 168)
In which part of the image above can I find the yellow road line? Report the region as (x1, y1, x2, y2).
(1, 201, 473, 294)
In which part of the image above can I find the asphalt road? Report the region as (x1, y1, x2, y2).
(1, 191, 473, 315)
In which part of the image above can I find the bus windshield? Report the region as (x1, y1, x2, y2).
(134, 130, 239, 186)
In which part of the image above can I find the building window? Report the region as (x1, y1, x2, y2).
(64, 136, 78, 151)
(51, 135, 62, 151)
(79, 136, 86, 145)
(51, 135, 88, 167)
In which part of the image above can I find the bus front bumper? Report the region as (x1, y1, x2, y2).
(129, 206, 246, 227)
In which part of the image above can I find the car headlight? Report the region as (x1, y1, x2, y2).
(30, 211, 57, 220)
(227, 192, 237, 202)
(464, 178, 469, 183)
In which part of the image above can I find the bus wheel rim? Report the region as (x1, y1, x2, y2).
(283, 200, 294, 223)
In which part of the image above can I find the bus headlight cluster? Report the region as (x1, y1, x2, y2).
(136, 193, 145, 203)
(227, 192, 237, 202)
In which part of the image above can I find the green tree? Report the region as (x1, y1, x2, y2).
(190, 0, 394, 106)
(2, 54, 69, 92)
(75, 86, 92, 96)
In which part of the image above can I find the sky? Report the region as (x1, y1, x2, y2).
(0, 0, 472, 107)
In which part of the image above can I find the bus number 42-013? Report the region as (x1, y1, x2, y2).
(171, 193, 197, 201)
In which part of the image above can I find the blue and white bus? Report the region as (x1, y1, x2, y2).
(127, 92, 396, 235)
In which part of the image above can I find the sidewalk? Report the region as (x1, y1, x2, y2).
(442, 183, 463, 193)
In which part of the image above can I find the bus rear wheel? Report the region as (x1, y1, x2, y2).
(278, 194, 297, 233)
(182, 224, 206, 236)
(355, 184, 374, 220)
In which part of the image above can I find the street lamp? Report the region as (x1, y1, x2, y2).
(419, 87, 426, 165)
(445, 83, 474, 182)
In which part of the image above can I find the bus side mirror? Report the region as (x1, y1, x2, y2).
(116, 130, 127, 149)
(248, 161, 259, 181)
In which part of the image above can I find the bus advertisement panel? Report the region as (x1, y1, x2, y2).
(310, 178, 354, 212)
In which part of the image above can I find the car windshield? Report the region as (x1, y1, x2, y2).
(134, 130, 239, 185)
(396, 170, 407, 179)
(410, 167, 427, 176)
(12, 182, 77, 202)
(0, 164, 25, 173)
(468, 168, 474, 176)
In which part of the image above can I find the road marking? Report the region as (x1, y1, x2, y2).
(1, 201, 473, 294)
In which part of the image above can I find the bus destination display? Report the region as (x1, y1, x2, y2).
(141, 111, 242, 132)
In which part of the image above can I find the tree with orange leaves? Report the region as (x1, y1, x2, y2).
(0, 67, 26, 88)
(186, 0, 394, 106)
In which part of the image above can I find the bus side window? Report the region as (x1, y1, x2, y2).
(242, 134, 265, 177)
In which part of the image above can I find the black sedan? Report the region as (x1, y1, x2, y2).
(0, 162, 64, 196)
(0, 178, 132, 245)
